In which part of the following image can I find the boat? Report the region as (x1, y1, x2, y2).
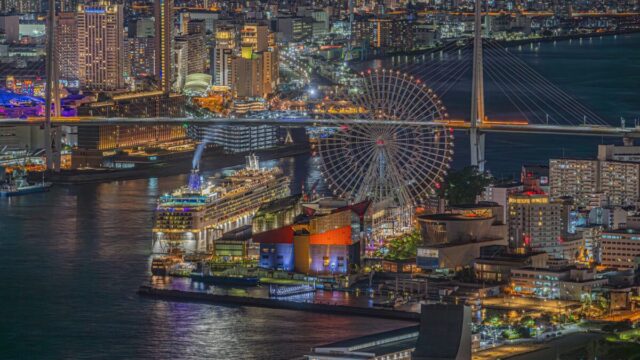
(190, 273, 260, 286)
(0, 168, 52, 197)
(151, 154, 290, 255)
(151, 257, 175, 276)
(151, 249, 184, 276)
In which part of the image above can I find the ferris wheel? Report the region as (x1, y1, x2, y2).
(317, 69, 454, 207)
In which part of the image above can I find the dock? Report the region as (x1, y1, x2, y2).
(138, 285, 420, 321)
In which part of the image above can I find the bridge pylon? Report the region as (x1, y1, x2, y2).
(470, 0, 486, 172)
(44, 0, 61, 171)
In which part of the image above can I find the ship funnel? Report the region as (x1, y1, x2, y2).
(188, 168, 202, 192)
(245, 153, 260, 170)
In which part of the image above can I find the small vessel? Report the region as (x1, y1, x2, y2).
(190, 261, 260, 286)
(190, 273, 260, 286)
(150, 257, 175, 276)
(0, 168, 51, 197)
(150, 248, 185, 276)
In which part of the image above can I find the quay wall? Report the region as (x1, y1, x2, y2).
(138, 285, 420, 321)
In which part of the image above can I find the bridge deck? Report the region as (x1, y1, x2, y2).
(1, 117, 639, 137)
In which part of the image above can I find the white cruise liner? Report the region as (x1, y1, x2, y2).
(151, 154, 290, 254)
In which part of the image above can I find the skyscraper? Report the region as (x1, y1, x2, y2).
(76, 4, 125, 91)
(56, 12, 78, 86)
(212, 25, 235, 86)
(154, 0, 174, 93)
(240, 24, 269, 52)
(175, 20, 206, 76)
(231, 24, 279, 99)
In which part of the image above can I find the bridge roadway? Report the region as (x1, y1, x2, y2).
(2, 116, 639, 138)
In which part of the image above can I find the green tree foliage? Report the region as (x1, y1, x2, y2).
(436, 166, 492, 205)
(375, 231, 422, 261)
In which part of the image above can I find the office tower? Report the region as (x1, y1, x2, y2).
(154, 0, 174, 93)
(212, 25, 235, 86)
(56, 12, 78, 85)
(76, 4, 125, 91)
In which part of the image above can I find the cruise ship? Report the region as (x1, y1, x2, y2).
(151, 154, 290, 257)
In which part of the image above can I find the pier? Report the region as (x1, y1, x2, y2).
(137, 285, 420, 321)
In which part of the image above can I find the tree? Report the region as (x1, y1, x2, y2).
(436, 166, 492, 205)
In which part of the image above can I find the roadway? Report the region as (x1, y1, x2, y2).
(3, 116, 640, 137)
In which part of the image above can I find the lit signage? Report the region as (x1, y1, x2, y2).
(508, 197, 549, 204)
(417, 248, 439, 258)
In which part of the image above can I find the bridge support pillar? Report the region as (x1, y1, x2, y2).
(470, 128, 485, 172)
(284, 128, 294, 144)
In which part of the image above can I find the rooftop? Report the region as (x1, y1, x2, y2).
(219, 225, 252, 242)
(418, 213, 493, 222)
(255, 194, 302, 215)
(313, 325, 419, 355)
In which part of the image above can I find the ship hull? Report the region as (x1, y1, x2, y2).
(0, 183, 52, 197)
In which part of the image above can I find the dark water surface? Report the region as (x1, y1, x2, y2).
(1, 34, 639, 359)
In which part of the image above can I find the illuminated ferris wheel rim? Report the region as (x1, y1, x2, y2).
(317, 69, 454, 207)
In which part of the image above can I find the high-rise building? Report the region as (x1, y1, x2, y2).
(600, 229, 640, 270)
(60, 0, 76, 12)
(126, 18, 157, 81)
(154, 0, 174, 93)
(212, 25, 235, 86)
(128, 37, 156, 79)
(1, 0, 40, 13)
(56, 12, 78, 85)
(549, 159, 599, 207)
(173, 38, 189, 91)
(599, 161, 640, 207)
(175, 22, 206, 75)
(0, 15, 19, 44)
(549, 145, 640, 207)
(508, 192, 570, 258)
(231, 24, 278, 99)
(232, 50, 263, 98)
(130, 18, 155, 38)
(262, 32, 279, 95)
(76, 4, 125, 91)
(240, 24, 269, 52)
